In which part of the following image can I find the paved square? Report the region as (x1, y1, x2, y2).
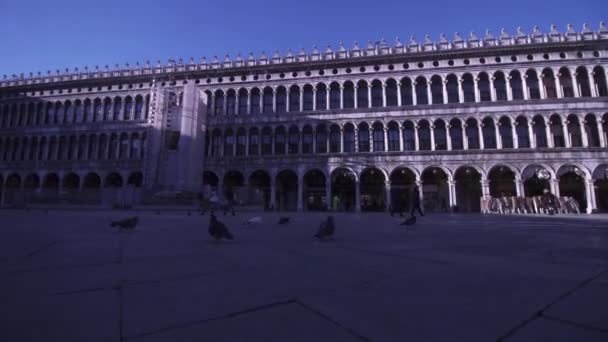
(0, 210, 607, 341)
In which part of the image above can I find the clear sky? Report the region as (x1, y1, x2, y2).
(1, 0, 605, 76)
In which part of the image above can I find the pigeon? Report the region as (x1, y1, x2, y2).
(315, 216, 335, 240)
(400, 216, 416, 226)
(208, 214, 234, 240)
(278, 217, 290, 225)
(242, 216, 262, 226)
(111, 217, 139, 231)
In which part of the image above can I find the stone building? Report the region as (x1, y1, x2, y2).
(1, 23, 607, 213)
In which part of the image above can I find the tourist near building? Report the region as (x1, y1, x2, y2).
(1, 23, 608, 213)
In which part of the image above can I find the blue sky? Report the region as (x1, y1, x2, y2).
(0, 0, 605, 76)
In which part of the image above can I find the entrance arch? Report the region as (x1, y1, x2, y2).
(557, 165, 587, 212)
(249, 170, 271, 209)
(276, 170, 298, 211)
(389, 167, 416, 213)
(202, 171, 219, 189)
(454, 166, 482, 212)
(360, 168, 386, 212)
(223, 170, 244, 205)
(522, 164, 552, 197)
(488, 165, 516, 197)
(303, 169, 326, 211)
(421, 167, 449, 212)
(593, 164, 608, 212)
(105, 172, 123, 188)
(331, 168, 356, 211)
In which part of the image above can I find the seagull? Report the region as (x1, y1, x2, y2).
(242, 216, 262, 226)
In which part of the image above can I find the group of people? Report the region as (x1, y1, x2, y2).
(482, 189, 581, 215)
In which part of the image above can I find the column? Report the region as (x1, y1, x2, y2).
(398, 125, 404, 151)
(522, 75, 530, 100)
(589, 70, 598, 97)
(272, 89, 277, 113)
(354, 128, 359, 152)
(286, 89, 291, 112)
(545, 120, 554, 148)
(369, 127, 374, 152)
(495, 122, 502, 149)
(430, 125, 436, 150)
(270, 177, 276, 210)
(234, 92, 240, 115)
(339, 128, 344, 153)
(382, 84, 387, 107)
(246, 89, 252, 114)
(538, 72, 547, 99)
(426, 81, 433, 105)
(383, 127, 388, 152)
(462, 124, 469, 149)
(490, 77, 497, 102)
(416, 180, 424, 211)
(473, 78, 480, 102)
(297, 172, 303, 211)
(312, 127, 317, 153)
(210, 94, 215, 115)
(355, 180, 361, 212)
(447, 179, 456, 212)
(312, 87, 317, 111)
(481, 178, 490, 198)
(354, 85, 359, 108)
(367, 86, 372, 108)
(299, 89, 304, 112)
(326, 88, 331, 110)
(585, 179, 597, 214)
(580, 115, 589, 147)
(571, 71, 580, 98)
(506, 76, 513, 101)
(442, 80, 448, 104)
(396, 83, 402, 106)
(550, 179, 560, 197)
(245, 130, 249, 156)
(413, 125, 419, 151)
(384, 181, 391, 212)
(528, 120, 536, 148)
(339, 85, 344, 109)
(515, 179, 524, 197)
(446, 124, 452, 150)
(598, 118, 606, 147)
(412, 82, 418, 105)
(554, 71, 563, 98)
(478, 124, 485, 149)
(563, 119, 571, 147)
(458, 79, 464, 103)
(271, 128, 275, 155)
(325, 176, 332, 210)
(511, 122, 519, 148)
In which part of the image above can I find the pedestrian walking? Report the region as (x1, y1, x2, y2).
(410, 185, 424, 217)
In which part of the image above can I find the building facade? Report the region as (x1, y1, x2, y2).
(1, 24, 608, 212)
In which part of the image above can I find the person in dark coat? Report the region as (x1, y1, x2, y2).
(208, 214, 234, 240)
(410, 185, 424, 217)
(315, 216, 335, 240)
(223, 186, 236, 216)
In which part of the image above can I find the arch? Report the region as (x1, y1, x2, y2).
(6, 173, 21, 188)
(126, 172, 143, 187)
(237, 88, 248, 115)
(343, 123, 355, 152)
(418, 120, 431, 150)
(123, 96, 133, 120)
(113, 97, 122, 120)
(593, 66, 608, 96)
(331, 167, 356, 211)
(210, 129, 222, 156)
(592, 164, 608, 212)
(250, 88, 261, 114)
(42, 173, 60, 189)
(462, 73, 475, 102)
(357, 80, 369, 108)
(522, 164, 552, 197)
(482, 117, 497, 149)
(248, 169, 271, 209)
(203, 171, 219, 187)
(343, 81, 355, 109)
(134, 95, 144, 120)
(433, 119, 447, 150)
(222, 170, 244, 202)
(402, 120, 415, 151)
(532, 115, 548, 147)
(566, 114, 583, 147)
(449, 118, 463, 150)
(276, 86, 287, 113)
(557, 164, 587, 211)
(360, 167, 386, 211)
(225, 89, 236, 115)
(372, 121, 385, 152)
(576, 66, 592, 97)
(386, 78, 398, 106)
(224, 128, 235, 156)
(329, 124, 341, 153)
(494, 71, 507, 101)
(274, 126, 286, 155)
(509, 70, 524, 100)
(515, 116, 531, 148)
(400, 77, 413, 105)
(24, 173, 40, 189)
(316, 83, 327, 110)
(302, 84, 314, 111)
(261, 126, 272, 155)
(526, 69, 541, 99)
(316, 124, 328, 153)
(387, 121, 400, 151)
(559, 67, 575, 97)
(262, 87, 273, 113)
(329, 82, 341, 109)
(542, 68, 558, 98)
(548, 114, 565, 147)
(63, 172, 80, 190)
(465, 118, 480, 149)
(104, 172, 123, 188)
(235, 128, 246, 156)
(454, 166, 482, 212)
(371, 79, 383, 107)
(389, 167, 417, 213)
(430, 75, 444, 104)
(446, 74, 459, 103)
(214, 89, 225, 115)
(584, 113, 600, 147)
(276, 169, 298, 211)
(83, 172, 101, 188)
(358, 122, 370, 152)
(415, 76, 428, 105)
(488, 165, 516, 196)
(478, 72, 491, 102)
(302, 125, 313, 154)
(303, 169, 327, 211)
(289, 85, 301, 112)
(498, 116, 514, 148)
(288, 125, 299, 154)
(421, 166, 449, 212)
(248, 127, 259, 155)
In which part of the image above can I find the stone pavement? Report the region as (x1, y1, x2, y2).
(0, 210, 607, 342)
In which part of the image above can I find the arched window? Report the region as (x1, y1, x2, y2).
(532, 115, 548, 147)
(316, 124, 327, 153)
(288, 126, 299, 154)
(249, 127, 260, 155)
(515, 116, 530, 148)
(302, 125, 313, 153)
(211, 129, 222, 156)
(36, 103, 44, 125)
(303, 85, 314, 111)
(478, 73, 491, 102)
(343, 81, 355, 109)
(462, 74, 475, 102)
(83, 99, 92, 122)
(542, 68, 558, 98)
(134, 96, 143, 120)
(274, 126, 286, 154)
(250, 88, 261, 114)
(123, 97, 132, 120)
(236, 128, 246, 155)
(18, 104, 26, 126)
(93, 99, 102, 122)
(559, 67, 574, 97)
(550, 115, 565, 147)
(567, 114, 582, 147)
(387, 121, 400, 151)
(494, 72, 507, 101)
(415, 76, 428, 105)
(584, 114, 600, 147)
(261, 127, 272, 154)
(64, 101, 75, 124)
(446, 74, 459, 103)
(118, 133, 128, 159)
(263, 87, 274, 114)
(593, 66, 608, 96)
(78, 135, 86, 159)
(29, 137, 38, 160)
(358, 123, 370, 152)
(357, 81, 369, 108)
(434, 120, 447, 150)
(103, 98, 112, 121)
(343, 123, 355, 152)
(289, 85, 300, 112)
(403, 121, 415, 150)
(224, 129, 234, 156)
(386, 79, 398, 106)
(214, 90, 225, 115)
(576, 67, 591, 97)
(430, 75, 443, 104)
(466, 118, 480, 149)
(526, 69, 541, 99)
(55, 102, 63, 124)
(510, 70, 524, 100)
(88, 135, 97, 160)
(276, 86, 287, 113)
(400, 77, 413, 105)
(96, 135, 106, 160)
(316, 83, 327, 110)
(371, 80, 383, 107)
(26, 103, 34, 126)
(226, 89, 236, 115)
(499, 117, 514, 148)
(372, 122, 384, 151)
(113, 97, 122, 120)
(329, 124, 341, 152)
(129, 133, 139, 158)
(238, 89, 248, 114)
(418, 120, 431, 150)
(482, 117, 496, 149)
(449, 119, 463, 150)
(329, 82, 341, 109)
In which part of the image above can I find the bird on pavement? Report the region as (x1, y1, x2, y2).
(110, 216, 139, 231)
(242, 216, 262, 226)
(209, 214, 234, 240)
(400, 216, 416, 226)
(278, 217, 290, 225)
(315, 216, 335, 240)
